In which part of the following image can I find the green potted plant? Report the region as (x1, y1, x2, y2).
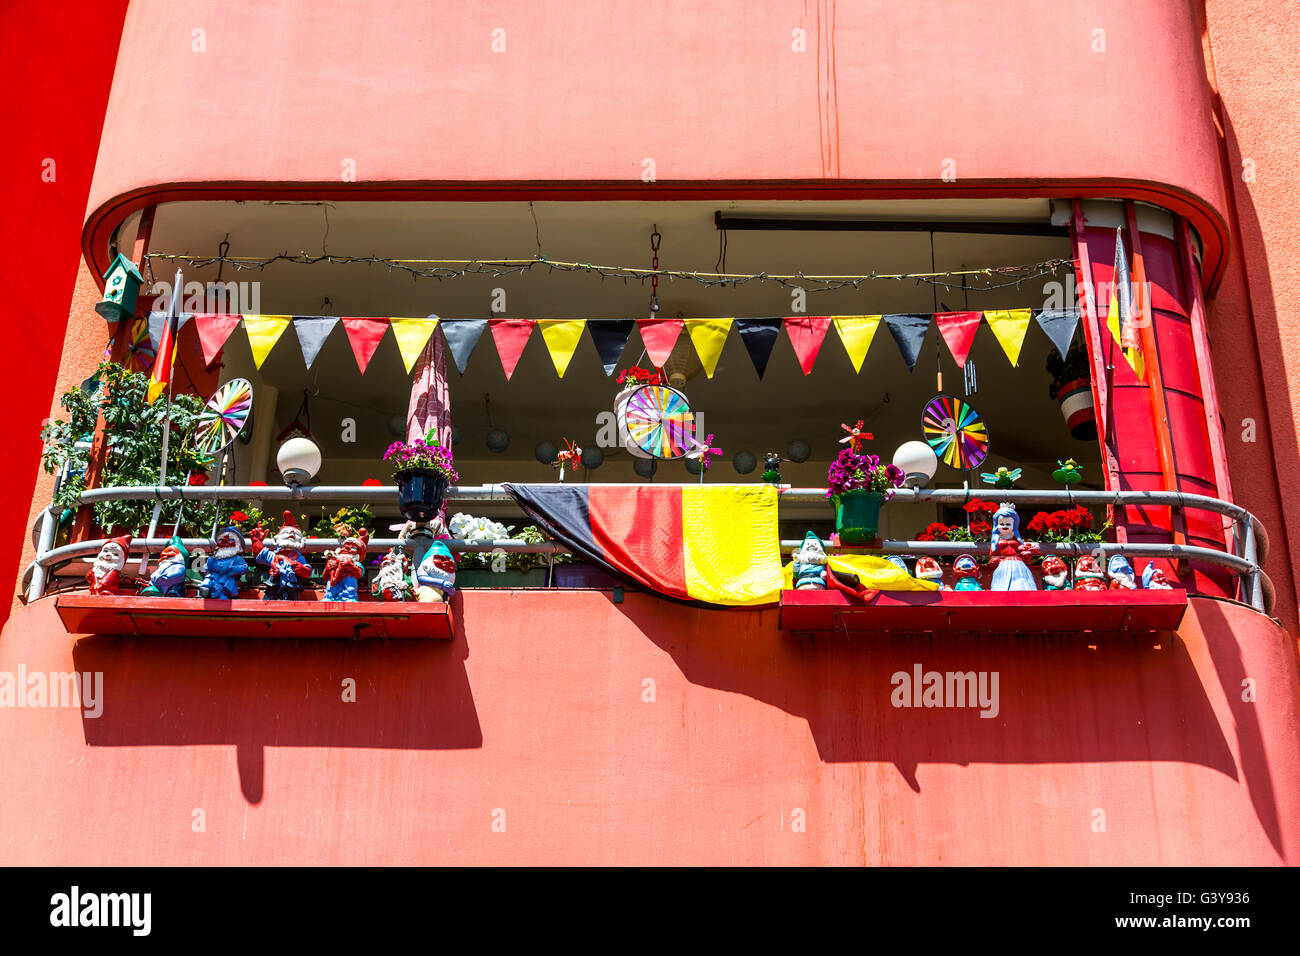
(1046, 339, 1097, 441)
(826, 442, 905, 545)
(384, 431, 458, 521)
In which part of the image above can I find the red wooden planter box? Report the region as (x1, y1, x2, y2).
(778, 588, 1187, 636)
(53, 594, 454, 640)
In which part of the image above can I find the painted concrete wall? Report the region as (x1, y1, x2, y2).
(0, 592, 1295, 865)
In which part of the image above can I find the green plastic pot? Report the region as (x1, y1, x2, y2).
(832, 489, 885, 545)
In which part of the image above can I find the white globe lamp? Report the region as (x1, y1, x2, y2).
(277, 437, 322, 486)
(893, 440, 938, 488)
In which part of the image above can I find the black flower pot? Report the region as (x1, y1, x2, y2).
(394, 468, 450, 521)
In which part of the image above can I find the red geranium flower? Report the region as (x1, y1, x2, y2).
(230, 510, 249, 524)
(362, 478, 383, 487)
(249, 480, 268, 487)
(969, 520, 992, 540)
(187, 472, 208, 486)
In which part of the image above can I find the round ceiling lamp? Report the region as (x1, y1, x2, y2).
(535, 440, 558, 464)
(786, 439, 811, 463)
(892, 440, 939, 488)
(486, 429, 510, 453)
(732, 450, 756, 475)
(633, 458, 657, 479)
(582, 446, 604, 470)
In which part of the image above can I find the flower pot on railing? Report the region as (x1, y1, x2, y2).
(394, 468, 449, 521)
(1054, 378, 1097, 441)
(831, 489, 886, 545)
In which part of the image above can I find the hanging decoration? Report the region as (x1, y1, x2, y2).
(734, 318, 783, 378)
(620, 384, 696, 460)
(684, 319, 733, 378)
(538, 319, 587, 378)
(243, 314, 292, 368)
(934, 311, 982, 368)
(489, 319, 535, 381)
(292, 315, 339, 370)
(341, 317, 390, 373)
(984, 309, 1033, 366)
(147, 310, 193, 357)
(922, 395, 989, 472)
(883, 313, 932, 372)
(194, 313, 242, 367)
(440, 318, 489, 374)
(785, 316, 832, 375)
(832, 315, 882, 373)
(587, 320, 636, 375)
(637, 317, 683, 368)
(193, 378, 254, 457)
(1035, 308, 1082, 361)
(390, 316, 440, 373)
(1107, 229, 1145, 379)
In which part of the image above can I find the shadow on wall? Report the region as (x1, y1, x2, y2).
(72, 594, 481, 804)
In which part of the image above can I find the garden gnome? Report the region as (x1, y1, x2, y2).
(87, 534, 131, 596)
(952, 554, 982, 591)
(885, 555, 912, 576)
(791, 531, 828, 590)
(140, 535, 189, 597)
(323, 525, 370, 602)
(1107, 554, 1138, 590)
(371, 548, 412, 601)
(251, 511, 312, 600)
(199, 526, 249, 599)
(1040, 555, 1071, 590)
(989, 503, 1039, 591)
(1142, 561, 1174, 590)
(1073, 555, 1107, 591)
(914, 556, 947, 589)
(414, 538, 457, 602)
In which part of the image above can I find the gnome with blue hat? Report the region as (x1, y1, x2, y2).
(199, 525, 249, 599)
(140, 535, 189, 597)
(791, 531, 828, 590)
(1107, 554, 1138, 590)
(1142, 561, 1174, 590)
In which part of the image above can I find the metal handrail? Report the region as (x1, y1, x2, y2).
(26, 482, 1274, 614)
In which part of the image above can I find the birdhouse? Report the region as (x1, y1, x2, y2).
(95, 254, 144, 324)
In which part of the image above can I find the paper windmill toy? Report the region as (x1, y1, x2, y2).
(922, 395, 989, 471)
(553, 438, 582, 481)
(1052, 459, 1084, 485)
(839, 420, 873, 452)
(980, 466, 1022, 489)
(687, 433, 722, 481)
(622, 384, 696, 460)
(122, 316, 156, 374)
(193, 378, 254, 456)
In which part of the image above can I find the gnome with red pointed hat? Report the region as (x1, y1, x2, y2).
(1072, 554, 1107, 591)
(323, 524, 370, 602)
(251, 511, 312, 600)
(87, 534, 131, 596)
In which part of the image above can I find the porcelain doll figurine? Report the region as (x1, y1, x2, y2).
(86, 534, 131, 596)
(989, 503, 1039, 591)
(251, 511, 313, 600)
(1142, 561, 1174, 590)
(791, 532, 828, 590)
(140, 535, 189, 597)
(1073, 555, 1107, 591)
(1107, 555, 1138, 590)
(323, 526, 370, 602)
(1040, 555, 1071, 590)
(914, 556, 947, 589)
(952, 554, 982, 591)
(371, 547, 412, 601)
(198, 526, 249, 599)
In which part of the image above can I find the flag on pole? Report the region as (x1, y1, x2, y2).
(1107, 229, 1145, 379)
(145, 275, 182, 403)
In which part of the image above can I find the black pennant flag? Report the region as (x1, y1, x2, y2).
(1034, 309, 1081, 360)
(440, 319, 489, 374)
(586, 320, 636, 375)
(883, 313, 932, 371)
(735, 318, 783, 379)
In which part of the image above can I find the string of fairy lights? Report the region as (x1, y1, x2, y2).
(143, 251, 1074, 295)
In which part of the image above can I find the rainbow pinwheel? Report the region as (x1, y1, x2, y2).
(193, 378, 254, 456)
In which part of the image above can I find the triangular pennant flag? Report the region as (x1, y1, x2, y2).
(734, 318, 782, 378)
(586, 320, 635, 375)
(148, 310, 193, 353)
(637, 318, 684, 368)
(933, 311, 982, 368)
(390, 317, 440, 373)
(193, 313, 243, 367)
(832, 315, 882, 373)
(1034, 309, 1081, 361)
(538, 319, 587, 378)
(440, 318, 488, 374)
(785, 316, 832, 375)
(882, 313, 932, 371)
(341, 317, 390, 374)
(984, 309, 1033, 366)
(490, 319, 535, 381)
(1107, 231, 1145, 379)
(242, 314, 291, 369)
(684, 318, 733, 378)
(292, 315, 339, 370)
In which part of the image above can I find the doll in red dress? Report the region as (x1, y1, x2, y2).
(989, 503, 1039, 591)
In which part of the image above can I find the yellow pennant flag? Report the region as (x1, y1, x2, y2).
(242, 315, 291, 369)
(390, 317, 440, 373)
(538, 320, 587, 377)
(833, 315, 882, 373)
(983, 309, 1032, 366)
(1106, 297, 1146, 381)
(684, 318, 733, 378)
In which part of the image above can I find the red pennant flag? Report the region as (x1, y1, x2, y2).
(934, 311, 982, 368)
(193, 313, 243, 367)
(490, 319, 535, 381)
(341, 317, 389, 373)
(637, 318, 684, 368)
(785, 316, 832, 375)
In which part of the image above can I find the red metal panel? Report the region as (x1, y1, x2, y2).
(54, 594, 455, 640)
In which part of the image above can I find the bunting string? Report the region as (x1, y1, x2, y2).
(145, 252, 1072, 294)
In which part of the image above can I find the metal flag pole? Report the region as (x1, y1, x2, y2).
(138, 268, 183, 574)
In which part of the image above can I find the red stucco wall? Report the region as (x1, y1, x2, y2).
(0, 592, 1295, 865)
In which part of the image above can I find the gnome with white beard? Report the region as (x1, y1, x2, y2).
(140, 535, 189, 597)
(371, 547, 412, 602)
(791, 531, 828, 589)
(1040, 555, 1071, 590)
(198, 526, 249, 599)
(87, 534, 131, 596)
(323, 525, 370, 602)
(251, 511, 312, 600)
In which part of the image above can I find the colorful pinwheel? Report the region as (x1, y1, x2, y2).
(922, 395, 989, 472)
(687, 433, 722, 481)
(839, 420, 873, 452)
(553, 438, 582, 481)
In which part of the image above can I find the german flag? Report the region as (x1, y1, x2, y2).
(504, 483, 785, 607)
(145, 309, 179, 404)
